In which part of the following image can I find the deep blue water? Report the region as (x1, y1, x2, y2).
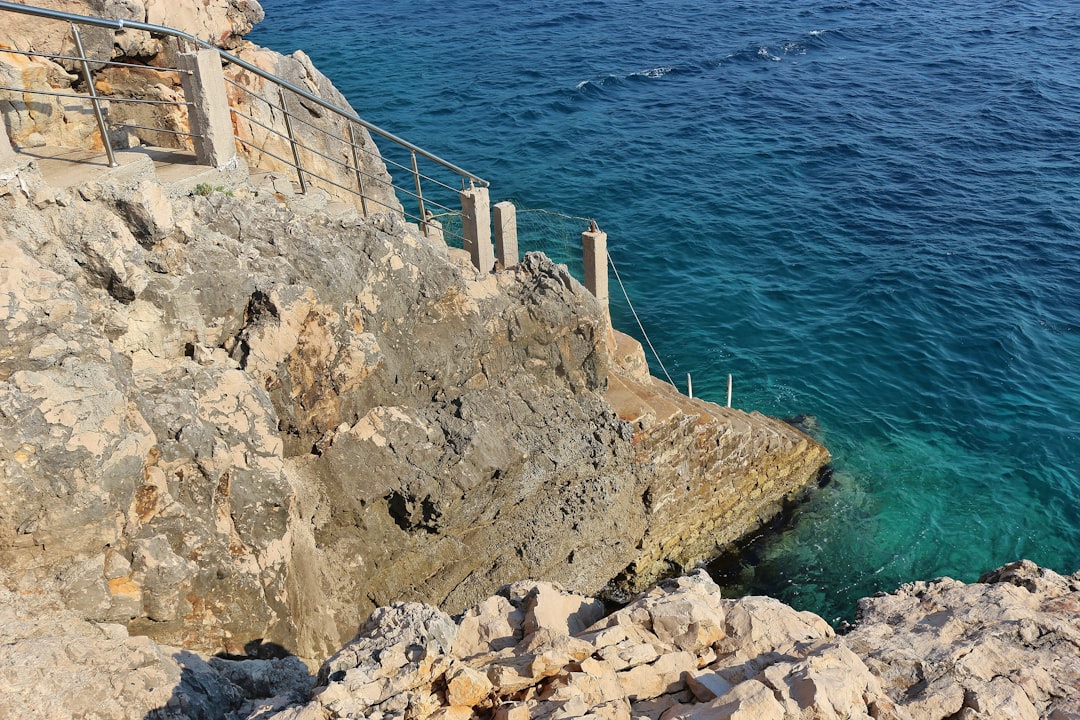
(251, 0, 1080, 623)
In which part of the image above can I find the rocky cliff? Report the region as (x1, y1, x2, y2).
(1, 0, 831, 661)
(2, 3, 1076, 720)
(0, 144, 828, 661)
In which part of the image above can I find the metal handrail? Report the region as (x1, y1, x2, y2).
(0, 46, 191, 75)
(0, 0, 488, 188)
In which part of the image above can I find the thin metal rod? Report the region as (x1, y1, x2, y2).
(278, 87, 307, 194)
(347, 123, 369, 215)
(0, 85, 94, 100)
(0, 83, 191, 109)
(70, 23, 116, 167)
(0, 47, 190, 74)
(0, 0, 489, 187)
(411, 151, 427, 236)
(111, 122, 201, 137)
(101, 96, 194, 107)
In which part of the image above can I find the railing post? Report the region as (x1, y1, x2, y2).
(411, 151, 427, 235)
(177, 48, 236, 168)
(582, 222, 609, 304)
(71, 23, 117, 167)
(346, 123, 370, 216)
(277, 87, 307, 192)
(460, 185, 494, 273)
(493, 201, 518, 269)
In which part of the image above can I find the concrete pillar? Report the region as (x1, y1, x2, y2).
(0, 125, 17, 171)
(426, 214, 445, 246)
(582, 226, 609, 303)
(178, 49, 236, 168)
(460, 186, 494, 273)
(493, 200, 518, 269)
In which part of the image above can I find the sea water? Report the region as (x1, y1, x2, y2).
(251, 0, 1080, 624)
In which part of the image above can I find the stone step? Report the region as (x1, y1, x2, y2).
(605, 331, 756, 433)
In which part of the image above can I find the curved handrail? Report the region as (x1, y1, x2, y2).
(0, 0, 489, 187)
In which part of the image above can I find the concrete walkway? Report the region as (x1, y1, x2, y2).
(12, 144, 248, 195)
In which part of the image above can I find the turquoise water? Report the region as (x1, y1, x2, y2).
(251, 0, 1080, 623)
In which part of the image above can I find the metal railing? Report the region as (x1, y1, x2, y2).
(0, 0, 487, 243)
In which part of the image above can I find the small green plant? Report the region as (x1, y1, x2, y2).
(193, 183, 233, 197)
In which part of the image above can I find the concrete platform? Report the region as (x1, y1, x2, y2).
(13, 144, 248, 197)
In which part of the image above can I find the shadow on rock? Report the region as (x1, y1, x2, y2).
(145, 644, 314, 720)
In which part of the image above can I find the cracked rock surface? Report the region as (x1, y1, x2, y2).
(1, 150, 828, 661)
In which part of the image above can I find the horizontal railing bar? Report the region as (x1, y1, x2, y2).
(0, 85, 94, 100)
(0, 47, 191, 74)
(94, 58, 190, 74)
(235, 137, 378, 199)
(223, 78, 279, 109)
(231, 108, 386, 185)
(409, 171, 465, 196)
(112, 122, 200, 137)
(0, 84, 190, 112)
(417, 197, 459, 215)
(236, 135, 407, 215)
(233, 105, 455, 205)
(0, 0, 489, 187)
(290, 139, 353, 173)
(399, 209, 467, 244)
(374, 153, 468, 201)
(374, 152, 471, 195)
(101, 95, 193, 107)
(390, 181, 457, 212)
(231, 106, 292, 142)
(234, 135, 305, 172)
(277, 104, 353, 143)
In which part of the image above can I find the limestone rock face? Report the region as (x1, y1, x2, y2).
(0, 584, 248, 720)
(846, 559, 1080, 720)
(1, 0, 829, 663)
(0, 155, 828, 661)
(2, 0, 262, 55)
(244, 564, 1080, 720)
(226, 43, 401, 216)
(260, 571, 901, 720)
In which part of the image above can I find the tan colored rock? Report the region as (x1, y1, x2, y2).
(716, 594, 834, 663)
(685, 670, 735, 702)
(514, 581, 607, 638)
(845, 562, 1080, 720)
(524, 628, 596, 680)
(617, 651, 696, 702)
(446, 664, 494, 708)
(432, 707, 476, 720)
(758, 642, 886, 720)
(454, 594, 525, 658)
(494, 701, 531, 720)
(604, 333, 830, 600)
(684, 679, 786, 720)
(540, 657, 626, 707)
